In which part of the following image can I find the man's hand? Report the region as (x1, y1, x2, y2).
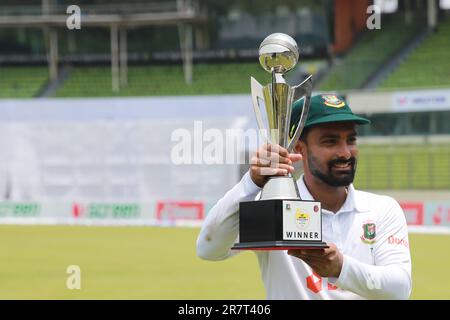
(250, 143, 303, 188)
(287, 243, 343, 278)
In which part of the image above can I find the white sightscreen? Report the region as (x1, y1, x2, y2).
(0, 96, 257, 224)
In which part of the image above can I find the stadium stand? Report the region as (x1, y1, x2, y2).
(0, 66, 48, 98)
(0, 2, 448, 195)
(355, 144, 450, 190)
(379, 15, 450, 89)
(55, 63, 270, 97)
(319, 15, 425, 91)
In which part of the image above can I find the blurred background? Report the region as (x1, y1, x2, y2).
(0, 0, 449, 299)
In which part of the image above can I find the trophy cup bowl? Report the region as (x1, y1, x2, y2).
(232, 33, 328, 250)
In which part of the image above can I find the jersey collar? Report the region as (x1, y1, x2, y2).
(297, 174, 369, 214)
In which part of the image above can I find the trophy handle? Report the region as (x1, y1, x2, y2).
(287, 75, 312, 153)
(251, 77, 270, 143)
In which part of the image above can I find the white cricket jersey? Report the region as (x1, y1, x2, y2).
(197, 172, 412, 300)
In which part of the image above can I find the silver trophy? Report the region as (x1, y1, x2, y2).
(251, 33, 312, 201)
(232, 33, 327, 250)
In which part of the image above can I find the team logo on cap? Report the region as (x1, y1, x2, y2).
(360, 220, 376, 244)
(295, 209, 310, 229)
(322, 94, 346, 108)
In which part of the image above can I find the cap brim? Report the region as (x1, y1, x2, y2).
(305, 113, 370, 128)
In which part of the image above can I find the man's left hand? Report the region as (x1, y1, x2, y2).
(288, 243, 343, 278)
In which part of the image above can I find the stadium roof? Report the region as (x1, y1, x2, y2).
(0, 2, 207, 27)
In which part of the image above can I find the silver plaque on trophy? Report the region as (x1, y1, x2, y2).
(232, 33, 327, 250)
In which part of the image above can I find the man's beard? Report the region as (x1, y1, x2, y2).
(307, 152, 357, 187)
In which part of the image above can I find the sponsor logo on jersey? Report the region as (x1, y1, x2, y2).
(322, 94, 346, 108)
(388, 235, 409, 248)
(360, 221, 376, 244)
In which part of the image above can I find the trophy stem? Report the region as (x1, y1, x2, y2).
(271, 68, 276, 121)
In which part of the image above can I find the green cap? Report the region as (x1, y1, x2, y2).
(289, 94, 370, 138)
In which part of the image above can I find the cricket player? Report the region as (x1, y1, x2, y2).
(197, 94, 412, 300)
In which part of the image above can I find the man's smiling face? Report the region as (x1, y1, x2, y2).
(299, 121, 359, 187)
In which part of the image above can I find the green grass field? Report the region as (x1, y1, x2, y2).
(0, 225, 448, 300)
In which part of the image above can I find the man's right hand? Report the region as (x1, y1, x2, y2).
(249, 144, 303, 188)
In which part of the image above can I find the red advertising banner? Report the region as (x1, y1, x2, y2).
(156, 201, 204, 221)
(400, 202, 424, 226)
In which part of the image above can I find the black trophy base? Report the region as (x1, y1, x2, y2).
(232, 241, 328, 251)
(231, 199, 328, 251)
